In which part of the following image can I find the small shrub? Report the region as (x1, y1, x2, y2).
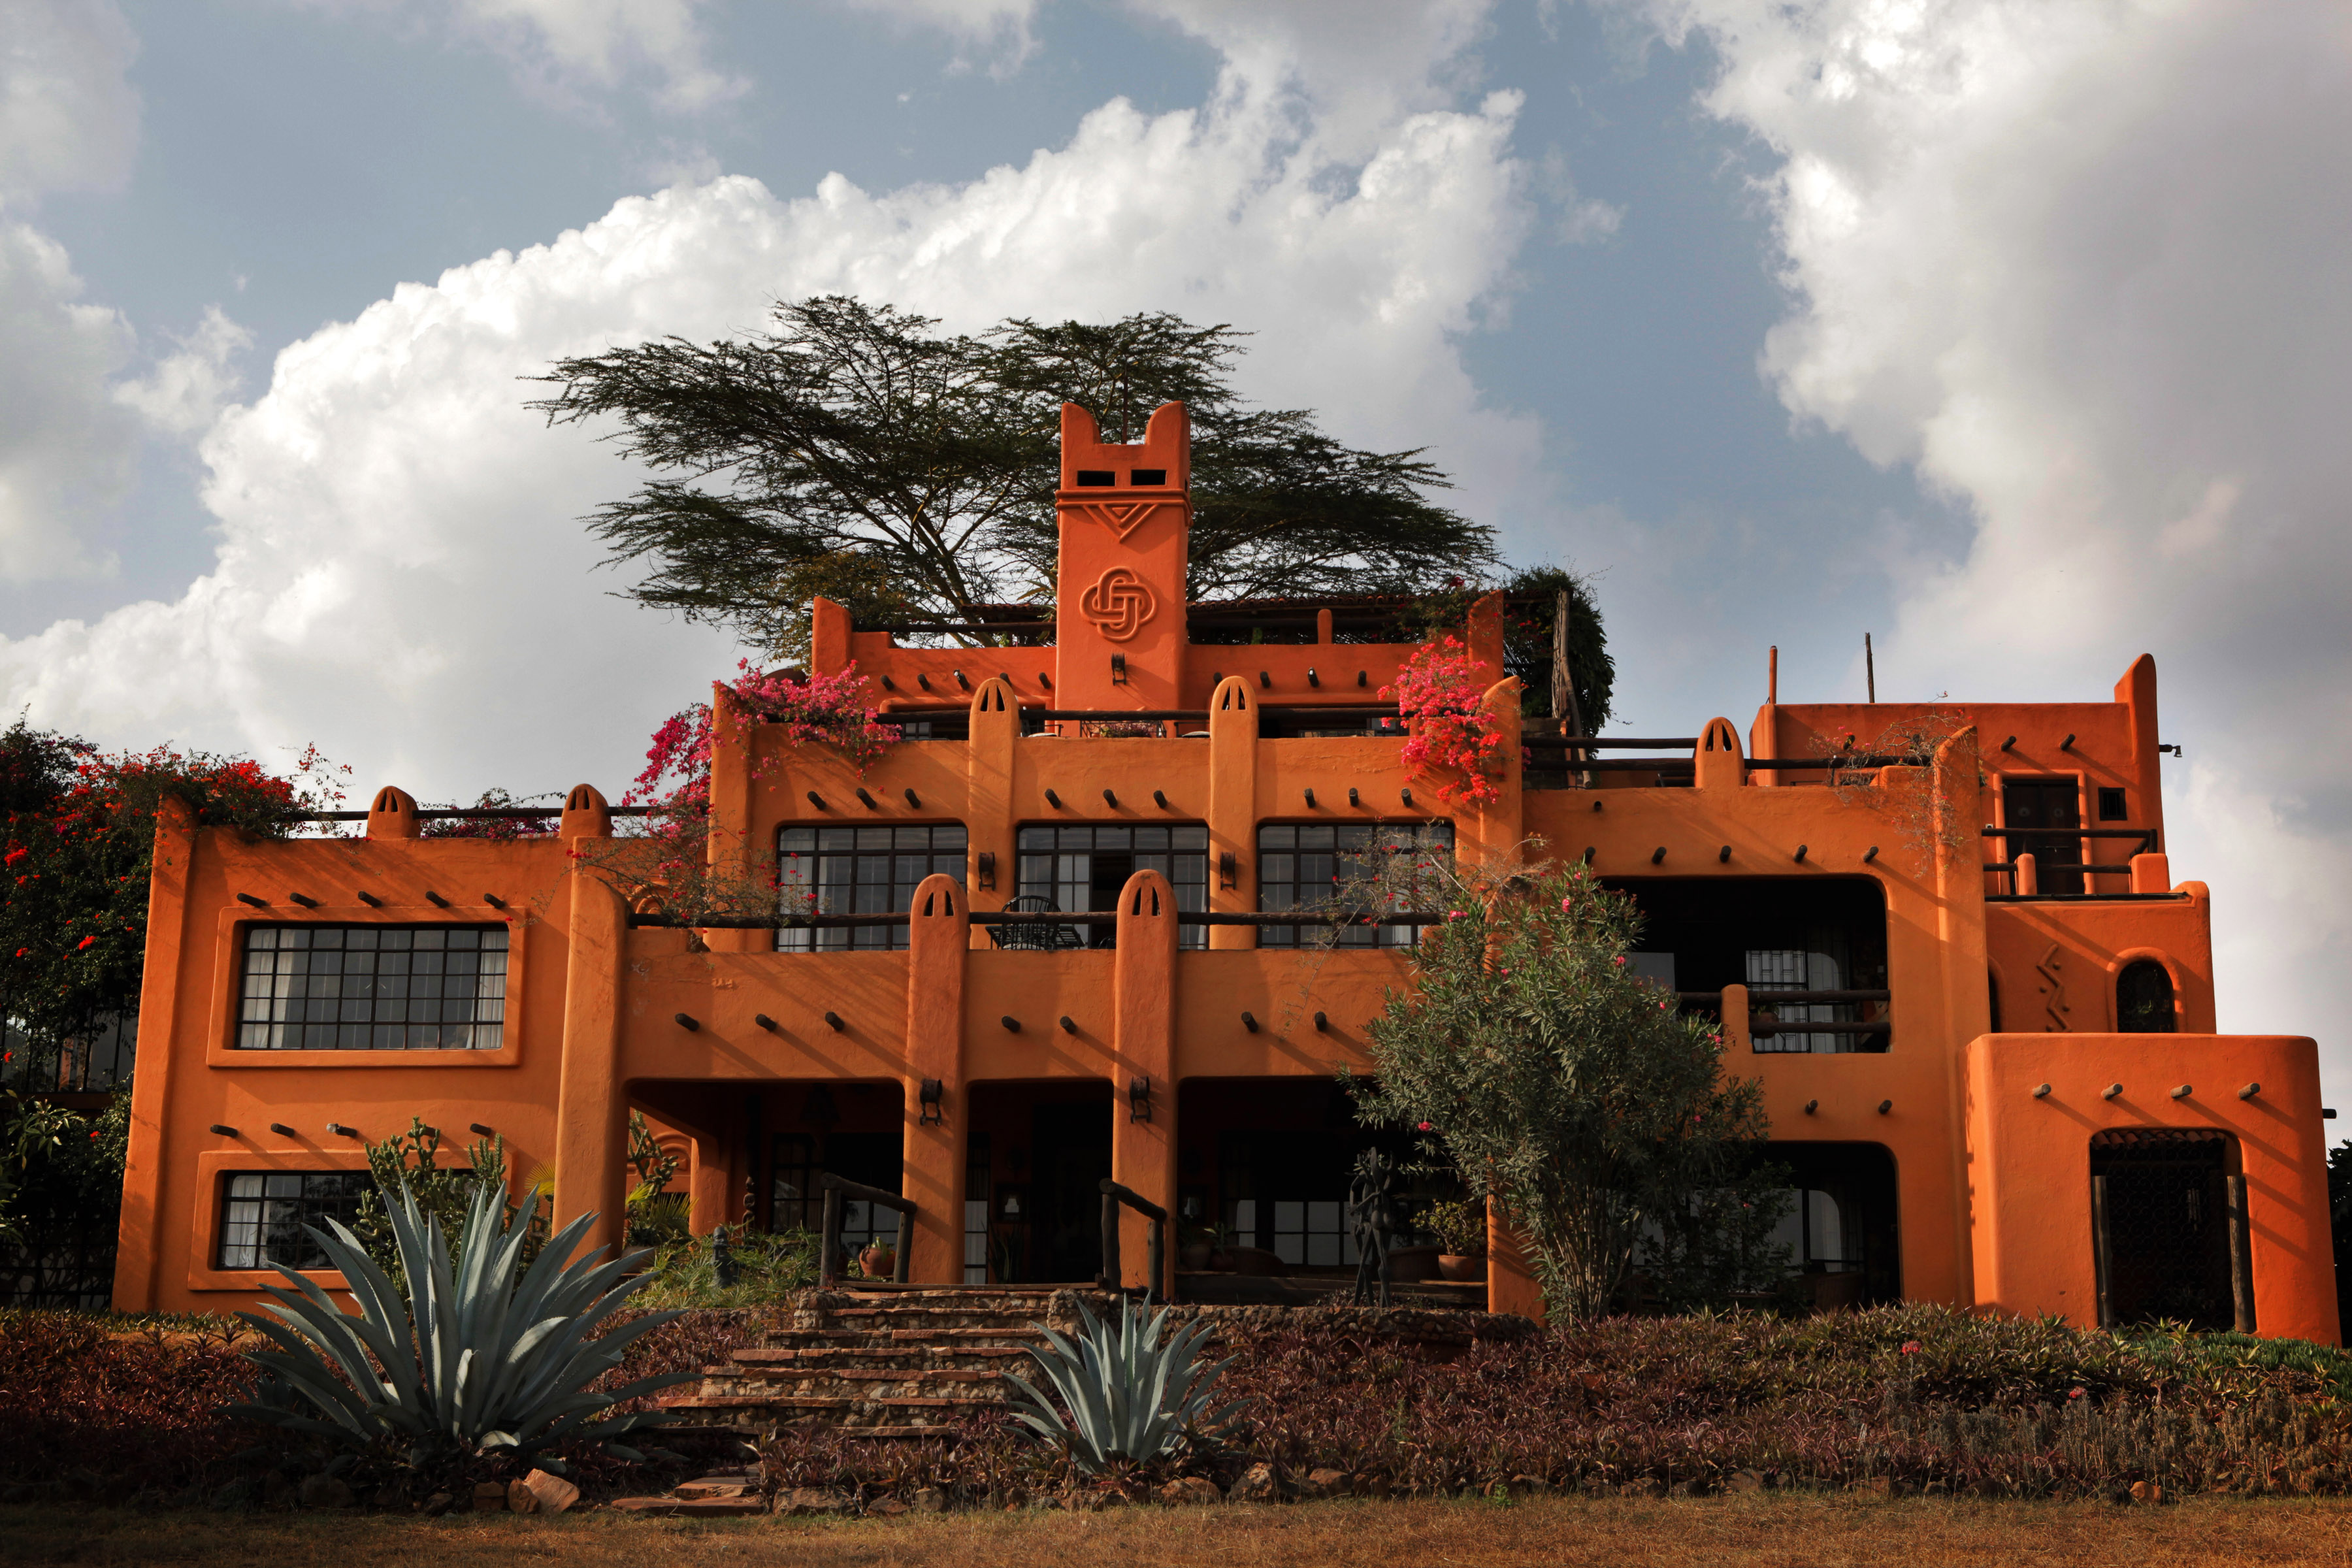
(631, 1228, 820, 1309)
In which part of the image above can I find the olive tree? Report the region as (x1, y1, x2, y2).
(1348, 855, 1790, 1322)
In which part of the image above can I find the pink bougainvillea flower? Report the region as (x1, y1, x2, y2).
(2068, 1387, 2086, 1399)
(1416, 1122, 1434, 1132)
(1613, 955, 1627, 966)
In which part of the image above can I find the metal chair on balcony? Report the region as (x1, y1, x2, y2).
(988, 894, 1086, 952)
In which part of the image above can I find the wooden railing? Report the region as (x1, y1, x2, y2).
(1097, 1179, 1168, 1303)
(818, 1173, 914, 1288)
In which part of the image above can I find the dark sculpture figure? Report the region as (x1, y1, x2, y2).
(1348, 1148, 1405, 1306)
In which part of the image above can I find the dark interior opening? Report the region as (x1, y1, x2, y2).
(1606, 877, 1890, 1053)
(1178, 1079, 1423, 1271)
(2003, 777, 2084, 894)
(1769, 1141, 1902, 1309)
(967, 1081, 1114, 1284)
(2116, 959, 2177, 1032)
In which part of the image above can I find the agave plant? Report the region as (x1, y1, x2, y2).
(1004, 1296, 1242, 1473)
(226, 1178, 691, 1471)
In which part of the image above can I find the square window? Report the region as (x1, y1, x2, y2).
(2098, 787, 2128, 821)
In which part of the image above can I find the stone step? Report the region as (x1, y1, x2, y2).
(666, 1393, 998, 1429)
(698, 1367, 1009, 1402)
(723, 1344, 1034, 1367)
(826, 1307, 1045, 1331)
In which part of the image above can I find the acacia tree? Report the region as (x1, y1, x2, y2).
(531, 297, 1502, 658)
(1347, 855, 1789, 1322)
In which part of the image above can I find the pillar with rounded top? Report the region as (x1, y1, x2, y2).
(903, 873, 969, 1282)
(1112, 869, 1179, 1296)
(554, 830, 629, 1262)
(1206, 676, 1259, 950)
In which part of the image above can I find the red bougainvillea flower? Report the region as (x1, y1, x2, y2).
(2068, 1386, 2087, 1399)
(75, 934, 96, 949)
(1613, 955, 1627, 966)
(1416, 1122, 1434, 1132)
(1381, 636, 1503, 807)
(1900, 1341, 1922, 1355)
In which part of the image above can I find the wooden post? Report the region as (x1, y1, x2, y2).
(821, 1184, 841, 1288)
(2091, 1173, 2113, 1328)
(1099, 1189, 1123, 1291)
(2228, 1173, 2256, 1333)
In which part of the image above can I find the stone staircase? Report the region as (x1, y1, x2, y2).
(664, 1287, 1110, 1439)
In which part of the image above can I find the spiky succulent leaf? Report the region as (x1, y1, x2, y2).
(229, 1175, 694, 1461)
(1005, 1296, 1241, 1473)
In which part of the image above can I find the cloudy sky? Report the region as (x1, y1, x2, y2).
(5, 0, 2348, 1091)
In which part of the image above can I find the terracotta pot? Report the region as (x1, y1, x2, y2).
(1206, 1249, 1235, 1272)
(858, 1244, 896, 1279)
(1437, 1253, 1488, 1282)
(1179, 1242, 1214, 1271)
(1386, 1244, 1442, 1282)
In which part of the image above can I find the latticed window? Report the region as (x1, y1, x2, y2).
(1256, 822, 1454, 949)
(237, 926, 508, 1050)
(776, 824, 968, 952)
(1014, 824, 1209, 949)
(216, 1171, 369, 1269)
(1746, 939, 1861, 1054)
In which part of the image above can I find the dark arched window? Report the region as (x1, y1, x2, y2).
(2117, 960, 2176, 1033)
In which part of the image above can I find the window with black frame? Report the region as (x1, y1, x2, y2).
(216, 1171, 370, 1269)
(1013, 823, 1209, 949)
(1257, 822, 1454, 948)
(776, 824, 968, 951)
(236, 925, 508, 1050)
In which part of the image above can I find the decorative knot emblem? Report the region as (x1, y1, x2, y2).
(1081, 567, 1156, 642)
(1072, 500, 1161, 541)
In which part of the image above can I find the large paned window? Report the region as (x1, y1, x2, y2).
(776, 824, 968, 952)
(1013, 824, 1209, 949)
(217, 1171, 370, 1269)
(237, 926, 508, 1051)
(1256, 822, 1454, 949)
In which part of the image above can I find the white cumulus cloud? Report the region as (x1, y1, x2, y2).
(1642, 0, 2352, 1088)
(1, 13, 1538, 808)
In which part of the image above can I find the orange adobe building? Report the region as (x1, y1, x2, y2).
(113, 402, 2338, 1343)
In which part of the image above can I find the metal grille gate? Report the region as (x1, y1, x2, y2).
(2090, 1128, 2252, 1331)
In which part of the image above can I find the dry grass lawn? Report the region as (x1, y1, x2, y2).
(5, 1495, 2352, 1567)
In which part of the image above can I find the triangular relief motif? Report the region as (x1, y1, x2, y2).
(1074, 500, 1160, 541)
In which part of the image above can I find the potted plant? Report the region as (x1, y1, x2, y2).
(1416, 1198, 1488, 1282)
(857, 1241, 896, 1279)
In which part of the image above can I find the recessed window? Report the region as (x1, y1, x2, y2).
(1257, 822, 1454, 949)
(1075, 470, 1117, 487)
(1015, 823, 1208, 949)
(237, 925, 508, 1051)
(217, 1170, 369, 1269)
(1130, 469, 1166, 486)
(777, 824, 967, 952)
(2117, 959, 2176, 1032)
(2098, 787, 2129, 821)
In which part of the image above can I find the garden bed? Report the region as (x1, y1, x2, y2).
(7, 1302, 2352, 1511)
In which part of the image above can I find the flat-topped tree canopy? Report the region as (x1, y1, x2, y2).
(534, 297, 1501, 662)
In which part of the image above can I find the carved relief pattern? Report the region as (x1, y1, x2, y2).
(1068, 500, 1162, 541)
(1080, 566, 1156, 642)
(2036, 942, 2070, 1031)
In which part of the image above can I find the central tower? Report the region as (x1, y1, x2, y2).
(1051, 401, 1190, 710)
